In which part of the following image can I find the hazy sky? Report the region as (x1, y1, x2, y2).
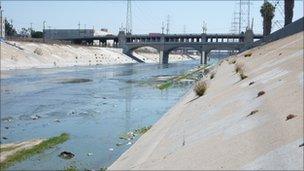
(2, 0, 303, 34)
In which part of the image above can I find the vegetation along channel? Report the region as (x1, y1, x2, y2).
(0, 60, 217, 170)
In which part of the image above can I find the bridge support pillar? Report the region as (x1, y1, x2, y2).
(200, 51, 207, 65)
(159, 50, 169, 64)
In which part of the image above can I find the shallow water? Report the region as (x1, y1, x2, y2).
(0, 60, 210, 170)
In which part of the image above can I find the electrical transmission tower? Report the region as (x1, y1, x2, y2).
(271, 0, 284, 31)
(230, 12, 239, 34)
(126, 0, 132, 34)
(161, 21, 165, 34)
(166, 15, 170, 34)
(230, 0, 251, 34)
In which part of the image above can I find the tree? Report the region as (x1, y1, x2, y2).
(31, 31, 43, 38)
(20, 28, 30, 37)
(260, 2, 275, 36)
(5, 19, 17, 36)
(284, 0, 295, 26)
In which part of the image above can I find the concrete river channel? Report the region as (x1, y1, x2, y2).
(0, 60, 215, 170)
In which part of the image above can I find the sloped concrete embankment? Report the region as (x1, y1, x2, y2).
(109, 31, 304, 170)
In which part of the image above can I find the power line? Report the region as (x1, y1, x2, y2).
(271, 0, 284, 30)
(133, 2, 159, 28)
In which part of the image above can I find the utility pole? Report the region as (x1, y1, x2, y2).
(239, 0, 242, 34)
(78, 22, 80, 30)
(119, 22, 124, 31)
(126, 0, 132, 34)
(43, 21, 46, 42)
(183, 25, 186, 34)
(161, 21, 165, 34)
(247, 0, 250, 29)
(29, 22, 33, 38)
(0, 0, 4, 40)
(202, 21, 207, 34)
(43, 21, 46, 30)
(166, 15, 170, 34)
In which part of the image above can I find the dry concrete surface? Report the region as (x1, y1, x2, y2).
(109, 32, 304, 170)
(0, 41, 137, 70)
(0, 41, 195, 70)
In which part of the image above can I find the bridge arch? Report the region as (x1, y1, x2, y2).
(157, 45, 202, 64)
(165, 45, 202, 54)
(125, 45, 161, 63)
(126, 44, 161, 53)
(162, 46, 202, 64)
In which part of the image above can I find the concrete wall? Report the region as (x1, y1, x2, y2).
(242, 17, 304, 51)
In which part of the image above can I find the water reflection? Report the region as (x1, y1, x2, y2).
(1, 61, 201, 170)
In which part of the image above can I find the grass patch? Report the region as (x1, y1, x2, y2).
(194, 81, 207, 96)
(156, 64, 211, 90)
(257, 91, 265, 97)
(235, 63, 244, 73)
(244, 52, 252, 57)
(229, 59, 237, 64)
(0, 133, 69, 170)
(0, 146, 20, 153)
(240, 73, 248, 80)
(100, 167, 107, 171)
(119, 126, 152, 142)
(210, 73, 215, 80)
(247, 110, 259, 117)
(65, 165, 77, 171)
(134, 126, 152, 135)
(157, 81, 173, 90)
(235, 63, 248, 80)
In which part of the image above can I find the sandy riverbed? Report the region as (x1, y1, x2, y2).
(109, 32, 304, 170)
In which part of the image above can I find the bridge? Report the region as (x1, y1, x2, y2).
(58, 29, 263, 64)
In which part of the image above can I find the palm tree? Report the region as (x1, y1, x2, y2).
(284, 0, 295, 26)
(260, 2, 275, 36)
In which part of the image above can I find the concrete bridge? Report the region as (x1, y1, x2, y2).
(60, 30, 263, 64)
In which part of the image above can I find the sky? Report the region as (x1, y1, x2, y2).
(1, 0, 303, 35)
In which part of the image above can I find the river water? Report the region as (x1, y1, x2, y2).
(0, 60, 212, 170)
